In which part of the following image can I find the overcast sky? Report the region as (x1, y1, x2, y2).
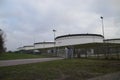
(0, 0, 120, 51)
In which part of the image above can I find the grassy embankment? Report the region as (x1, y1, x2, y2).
(0, 53, 54, 60)
(0, 59, 120, 80)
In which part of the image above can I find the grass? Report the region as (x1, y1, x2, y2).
(0, 53, 54, 60)
(0, 59, 120, 80)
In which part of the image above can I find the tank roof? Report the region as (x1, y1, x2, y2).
(55, 34, 104, 40)
(104, 38, 120, 41)
(34, 42, 55, 44)
(23, 45, 34, 47)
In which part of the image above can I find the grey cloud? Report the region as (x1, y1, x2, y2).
(0, 0, 120, 50)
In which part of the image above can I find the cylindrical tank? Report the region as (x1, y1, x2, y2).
(55, 34, 104, 47)
(34, 42, 54, 49)
(104, 39, 120, 43)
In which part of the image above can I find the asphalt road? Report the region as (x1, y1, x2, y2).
(0, 58, 64, 67)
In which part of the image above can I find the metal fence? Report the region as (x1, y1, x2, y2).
(56, 43, 120, 59)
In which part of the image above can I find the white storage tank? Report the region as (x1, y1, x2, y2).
(34, 42, 55, 49)
(22, 46, 34, 50)
(55, 34, 104, 47)
(17, 47, 24, 51)
(104, 39, 120, 44)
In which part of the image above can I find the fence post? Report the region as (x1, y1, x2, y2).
(116, 46, 119, 59)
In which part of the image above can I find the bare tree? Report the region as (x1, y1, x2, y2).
(0, 29, 5, 54)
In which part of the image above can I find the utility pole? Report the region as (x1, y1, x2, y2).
(53, 29, 56, 56)
(33, 35, 35, 54)
(100, 16, 105, 39)
(100, 16, 108, 59)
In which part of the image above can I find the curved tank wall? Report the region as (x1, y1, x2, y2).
(34, 42, 54, 49)
(22, 46, 34, 50)
(55, 34, 104, 47)
(104, 39, 120, 44)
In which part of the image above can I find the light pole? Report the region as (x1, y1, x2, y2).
(100, 16, 105, 39)
(33, 35, 36, 54)
(53, 29, 56, 55)
(100, 16, 107, 59)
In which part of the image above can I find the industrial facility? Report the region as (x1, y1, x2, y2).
(17, 33, 120, 59)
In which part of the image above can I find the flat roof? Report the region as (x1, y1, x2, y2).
(55, 34, 104, 40)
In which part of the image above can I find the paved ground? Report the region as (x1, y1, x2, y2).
(0, 58, 64, 67)
(88, 72, 120, 80)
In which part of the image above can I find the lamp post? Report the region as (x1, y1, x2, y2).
(53, 29, 56, 56)
(33, 35, 36, 54)
(100, 16, 108, 59)
(100, 16, 105, 39)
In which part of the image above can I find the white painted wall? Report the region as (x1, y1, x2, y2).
(17, 47, 24, 51)
(34, 43, 54, 49)
(23, 46, 34, 50)
(34, 44, 43, 49)
(56, 36, 103, 46)
(105, 39, 120, 43)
